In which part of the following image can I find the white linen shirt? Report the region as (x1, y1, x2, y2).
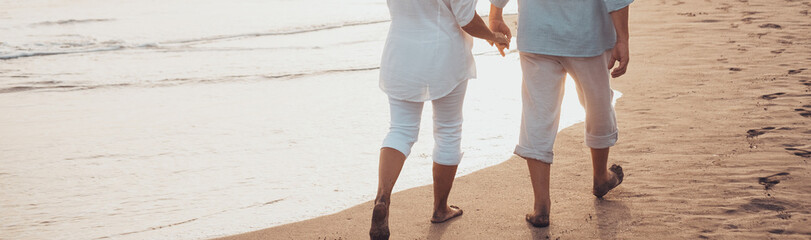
(490, 0, 634, 57)
(379, 0, 478, 102)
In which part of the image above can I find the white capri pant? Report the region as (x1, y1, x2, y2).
(515, 51, 618, 164)
(382, 81, 468, 166)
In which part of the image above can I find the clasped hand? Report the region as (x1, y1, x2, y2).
(487, 20, 512, 57)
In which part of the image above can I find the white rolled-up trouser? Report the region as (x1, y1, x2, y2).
(382, 81, 467, 166)
(515, 51, 618, 164)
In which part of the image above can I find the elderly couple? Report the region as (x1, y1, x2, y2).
(370, 0, 632, 239)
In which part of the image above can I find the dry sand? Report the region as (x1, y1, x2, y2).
(217, 0, 811, 239)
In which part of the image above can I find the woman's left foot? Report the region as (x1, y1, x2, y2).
(430, 205, 463, 223)
(525, 213, 550, 228)
(369, 202, 390, 240)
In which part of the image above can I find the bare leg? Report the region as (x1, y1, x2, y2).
(430, 162, 463, 223)
(591, 148, 611, 184)
(524, 157, 551, 228)
(591, 147, 624, 198)
(370, 147, 407, 240)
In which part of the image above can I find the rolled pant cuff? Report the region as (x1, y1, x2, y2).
(514, 145, 554, 164)
(381, 141, 413, 158)
(585, 131, 618, 149)
(433, 152, 464, 166)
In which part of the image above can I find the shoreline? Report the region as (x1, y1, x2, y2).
(217, 0, 811, 238)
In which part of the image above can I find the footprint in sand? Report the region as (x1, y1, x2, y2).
(677, 12, 707, 17)
(787, 68, 806, 74)
(759, 23, 782, 29)
(758, 172, 790, 190)
(784, 148, 811, 158)
(739, 198, 797, 223)
(748, 32, 768, 38)
(793, 101, 811, 117)
(760, 92, 785, 100)
(769, 229, 787, 234)
(739, 198, 792, 212)
(744, 127, 806, 153)
(777, 39, 793, 44)
(747, 126, 810, 157)
(746, 126, 775, 138)
(741, 17, 759, 24)
(699, 19, 721, 23)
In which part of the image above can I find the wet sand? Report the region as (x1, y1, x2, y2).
(218, 0, 811, 239)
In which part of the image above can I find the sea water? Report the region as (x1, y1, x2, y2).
(0, 1, 618, 239)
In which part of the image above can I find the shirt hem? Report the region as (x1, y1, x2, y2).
(380, 77, 472, 102)
(517, 46, 614, 58)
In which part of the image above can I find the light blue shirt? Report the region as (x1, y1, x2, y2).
(490, 0, 633, 57)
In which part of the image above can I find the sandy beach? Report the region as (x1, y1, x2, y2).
(216, 0, 811, 239)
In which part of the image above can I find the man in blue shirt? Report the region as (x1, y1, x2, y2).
(488, 0, 632, 227)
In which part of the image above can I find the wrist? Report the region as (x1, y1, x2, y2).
(488, 31, 498, 42)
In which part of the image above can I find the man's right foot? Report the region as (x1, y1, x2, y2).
(525, 213, 550, 228)
(369, 202, 390, 240)
(593, 164, 624, 198)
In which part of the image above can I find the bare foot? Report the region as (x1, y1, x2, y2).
(369, 202, 390, 240)
(525, 213, 550, 228)
(430, 205, 463, 223)
(593, 164, 624, 198)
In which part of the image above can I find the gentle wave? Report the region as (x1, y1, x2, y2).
(159, 19, 390, 45)
(0, 45, 124, 60)
(0, 66, 380, 94)
(93, 198, 286, 240)
(30, 18, 115, 26)
(0, 19, 390, 61)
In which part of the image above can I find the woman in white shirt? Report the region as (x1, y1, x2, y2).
(371, 0, 509, 239)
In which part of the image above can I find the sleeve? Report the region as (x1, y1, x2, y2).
(604, 0, 633, 12)
(489, 0, 509, 9)
(450, 0, 478, 27)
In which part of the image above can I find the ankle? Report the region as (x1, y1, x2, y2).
(375, 195, 390, 206)
(533, 201, 550, 214)
(594, 173, 611, 184)
(433, 204, 451, 213)
(532, 208, 550, 216)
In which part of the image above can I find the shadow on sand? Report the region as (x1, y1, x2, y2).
(528, 222, 552, 240)
(594, 198, 631, 240)
(426, 215, 462, 240)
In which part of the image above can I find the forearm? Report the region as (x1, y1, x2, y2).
(609, 6, 629, 43)
(489, 4, 504, 23)
(461, 13, 498, 41)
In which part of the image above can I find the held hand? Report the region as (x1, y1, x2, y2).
(490, 32, 510, 57)
(488, 20, 512, 47)
(487, 5, 511, 57)
(487, 20, 512, 57)
(608, 41, 629, 78)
